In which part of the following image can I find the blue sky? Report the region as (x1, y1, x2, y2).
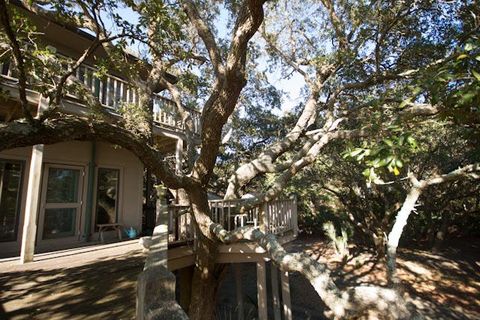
(107, 3, 305, 115)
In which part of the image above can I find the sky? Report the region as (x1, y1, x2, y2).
(105, 2, 305, 116)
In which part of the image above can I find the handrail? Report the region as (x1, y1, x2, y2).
(137, 187, 188, 320)
(165, 197, 298, 245)
(0, 58, 201, 135)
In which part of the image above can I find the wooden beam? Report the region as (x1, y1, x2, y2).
(271, 264, 282, 320)
(256, 261, 268, 320)
(281, 270, 292, 320)
(234, 264, 244, 320)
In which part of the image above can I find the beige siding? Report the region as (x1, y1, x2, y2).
(0, 141, 144, 256)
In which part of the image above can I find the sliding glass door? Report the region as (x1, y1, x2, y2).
(0, 159, 23, 242)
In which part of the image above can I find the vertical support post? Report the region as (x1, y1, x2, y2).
(271, 264, 282, 320)
(259, 203, 267, 233)
(281, 270, 292, 320)
(175, 138, 183, 174)
(178, 266, 194, 313)
(153, 185, 169, 262)
(83, 141, 96, 241)
(292, 195, 298, 237)
(20, 144, 44, 263)
(256, 260, 268, 320)
(234, 264, 244, 320)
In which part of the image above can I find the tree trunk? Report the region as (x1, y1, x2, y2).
(187, 189, 224, 320)
(188, 234, 222, 320)
(386, 186, 422, 286)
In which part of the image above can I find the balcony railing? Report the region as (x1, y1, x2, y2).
(166, 198, 298, 245)
(0, 59, 201, 135)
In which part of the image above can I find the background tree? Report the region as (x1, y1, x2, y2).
(1, 0, 479, 319)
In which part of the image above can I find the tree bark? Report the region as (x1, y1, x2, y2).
(386, 186, 422, 286)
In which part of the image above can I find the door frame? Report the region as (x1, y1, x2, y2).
(37, 163, 85, 242)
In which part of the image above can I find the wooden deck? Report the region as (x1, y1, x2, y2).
(0, 240, 144, 320)
(167, 197, 299, 246)
(0, 59, 201, 136)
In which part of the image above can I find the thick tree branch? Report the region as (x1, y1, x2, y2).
(192, 0, 266, 186)
(0, 0, 35, 124)
(181, 0, 224, 77)
(210, 224, 410, 319)
(387, 163, 480, 284)
(0, 116, 193, 189)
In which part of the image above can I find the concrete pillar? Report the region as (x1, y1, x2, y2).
(281, 270, 292, 320)
(256, 261, 268, 320)
(234, 264, 244, 320)
(20, 144, 44, 263)
(271, 264, 282, 320)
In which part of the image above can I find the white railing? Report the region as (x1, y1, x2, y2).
(209, 198, 298, 235)
(0, 59, 201, 135)
(166, 197, 298, 245)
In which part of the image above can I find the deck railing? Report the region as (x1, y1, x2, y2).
(166, 197, 298, 244)
(0, 59, 201, 135)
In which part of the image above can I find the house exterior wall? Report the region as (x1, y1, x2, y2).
(0, 141, 144, 256)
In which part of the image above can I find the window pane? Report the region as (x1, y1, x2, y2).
(43, 208, 76, 239)
(46, 168, 79, 203)
(0, 160, 23, 242)
(95, 168, 119, 225)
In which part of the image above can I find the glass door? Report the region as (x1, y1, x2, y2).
(39, 165, 84, 240)
(0, 159, 23, 242)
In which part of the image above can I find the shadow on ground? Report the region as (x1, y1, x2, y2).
(283, 235, 480, 320)
(0, 252, 145, 320)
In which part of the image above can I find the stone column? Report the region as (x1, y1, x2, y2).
(20, 144, 44, 263)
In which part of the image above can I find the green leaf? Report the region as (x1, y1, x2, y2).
(465, 43, 475, 51)
(395, 159, 403, 168)
(349, 148, 364, 157)
(472, 70, 480, 82)
(384, 139, 394, 147)
(393, 167, 400, 176)
(457, 54, 468, 60)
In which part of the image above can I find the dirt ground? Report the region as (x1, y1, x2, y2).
(283, 236, 480, 320)
(0, 237, 479, 319)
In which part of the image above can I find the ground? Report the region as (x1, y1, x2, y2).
(0, 237, 479, 319)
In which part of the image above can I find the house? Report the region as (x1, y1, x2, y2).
(0, 3, 300, 319)
(0, 2, 200, 258)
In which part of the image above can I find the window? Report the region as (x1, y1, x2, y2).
(95, 168, 120, 225)
(0, 159, 23, 242)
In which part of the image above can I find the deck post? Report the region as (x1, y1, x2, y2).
(175, 138, 183, 174)
(292, 195, 298, 237)
(83, 141, 96, 241)
(178, 266, 194, 313)
(281, 270, 292, 320)
(20, 144, 44, 263)
(256, 260, 268, 320)
(271, 263, 282, 320)
(234, 264, 244, 320)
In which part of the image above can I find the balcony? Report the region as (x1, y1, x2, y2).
(166, 198, 298, 246)
(0, 59, 201, 136)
